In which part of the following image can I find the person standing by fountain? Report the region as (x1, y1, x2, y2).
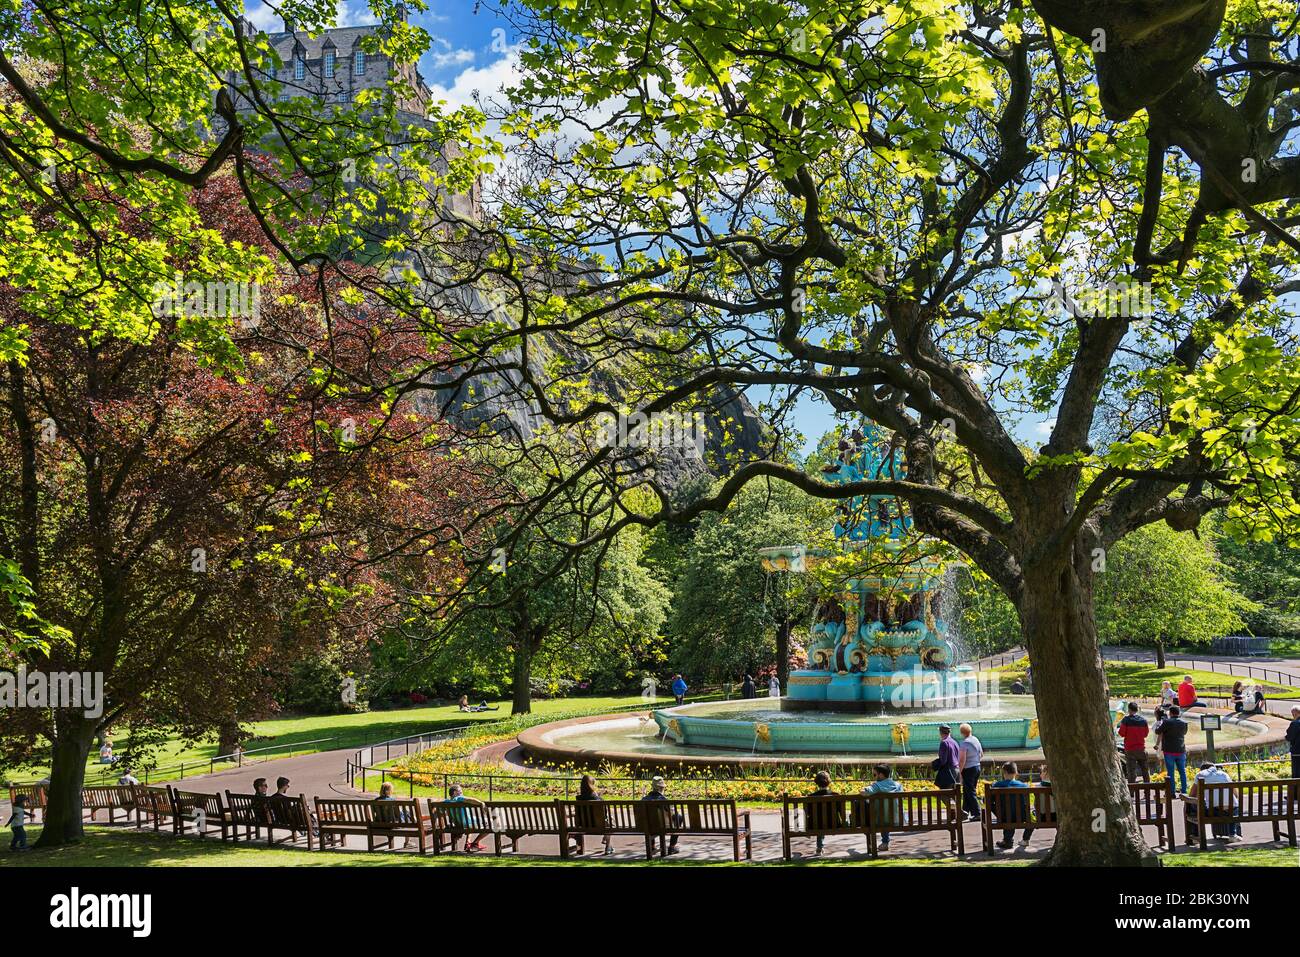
(671, 674, 688, 705)
(957, 724, 984, 822)
(769, 675, 781, 698)
(1160, 706, 1190, 794)
(741, 674, 756, 699)
(1117, 702, 1151, 783)
(934, 724, 960, 789)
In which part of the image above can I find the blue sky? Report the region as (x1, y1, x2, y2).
(243, 0, 517, 105)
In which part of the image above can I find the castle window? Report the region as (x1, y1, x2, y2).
(294, 55, 305, 80)
(354, 50, 366, 75)
(324, 50, 335, 79)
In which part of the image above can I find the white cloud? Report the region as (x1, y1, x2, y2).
(428, 37, 475, 71)
(966, 363, 988, 384)
(242, 1, 377, 30)
(427, 53, 520, 110)
(1034, 418, 1056, 437)
(335, 1, 378, 28)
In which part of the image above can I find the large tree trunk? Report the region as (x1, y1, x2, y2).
(511, 639, 533, 715)
(775, 618, 791, 692)
(35, 717, 97, 848)
(1154, 640, 1166, 670)
(1019, 561, 1158, 866)
(217, 720, 242, 759)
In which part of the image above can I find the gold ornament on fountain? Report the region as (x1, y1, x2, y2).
(755, 722, 771, 744)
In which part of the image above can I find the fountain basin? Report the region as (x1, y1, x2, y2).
(655, 697, 1041, 753)
(515, 701, 1284, 772)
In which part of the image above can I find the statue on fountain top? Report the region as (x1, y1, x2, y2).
(821, 424, 914, 542)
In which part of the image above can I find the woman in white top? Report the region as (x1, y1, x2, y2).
(1160, 681, 1176, 708)
(768, 676, 780, 697)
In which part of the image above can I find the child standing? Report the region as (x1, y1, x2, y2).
(8, 794, 30, 851)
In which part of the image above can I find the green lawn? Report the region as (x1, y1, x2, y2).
(3, 825, 1294, 867)
(1, 694, 681, 787)
(996, 660, 1300, 698)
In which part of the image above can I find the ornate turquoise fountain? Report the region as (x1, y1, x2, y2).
(774, 425, 977, 711)
(650, 424, 1045, 755)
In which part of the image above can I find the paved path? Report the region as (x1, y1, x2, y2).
(158, 746, 365, 802)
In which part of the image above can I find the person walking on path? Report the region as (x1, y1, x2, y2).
(1287, 706, 1300, 780)
(934, 724, 960, 789)
(1160, 705, 1190, 794)
(7, 794, 30, 851)
(741, 674, 756, 699)
(1117, 702, 1151, 783)
(957, 723, 983, 821)
(671, 674, 688, 705)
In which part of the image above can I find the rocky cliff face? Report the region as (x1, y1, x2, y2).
(412, 280, 767, 490)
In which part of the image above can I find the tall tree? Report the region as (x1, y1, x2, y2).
(0, 174, 472, 846)
(671, 477, 831, 685)
(403, 460, 670, 714)
(419, 1, 1300, 865)
(1095, 524, 1254, 667)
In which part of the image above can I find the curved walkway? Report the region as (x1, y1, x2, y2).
(149, 743, 369, 802)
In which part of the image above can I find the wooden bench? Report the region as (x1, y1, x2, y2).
(780, 793, 866, 860)
(427, 799, 496, 853)
(982, 784, 1057, 854)
(171, 788, 232, 841)
(7, 784, 46, 822)
(1181, 777, 1299, 850)
(556, 798, 752, 861)
(224, 791, 272, 840)
(482, 800, 562, 855)
(315, 797, 432, 852)
(1129, 781, 1175, 850)
(556, 799, 643, 858)
(133, 785, 181, 832)
(225, 791, 323, 849)
(81, 785, 138, 824)
(864, 787, 964, 858)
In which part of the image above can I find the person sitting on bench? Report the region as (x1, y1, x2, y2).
(862, 763, 904, 851)
(1183, 763, 1241, 841)
(445, 783, 491, 852)
(272, 776, 317, 836)
(375, 781, 416, 849)
(644, 776, 686, 856)
(989, 761, 1034, 850)
(573, 774, 612, 856)
(250, 777, 272, 823)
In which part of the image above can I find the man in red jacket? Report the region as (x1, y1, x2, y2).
(1116, 702, 1151, 782)
(1177, 676, 1204, 710)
